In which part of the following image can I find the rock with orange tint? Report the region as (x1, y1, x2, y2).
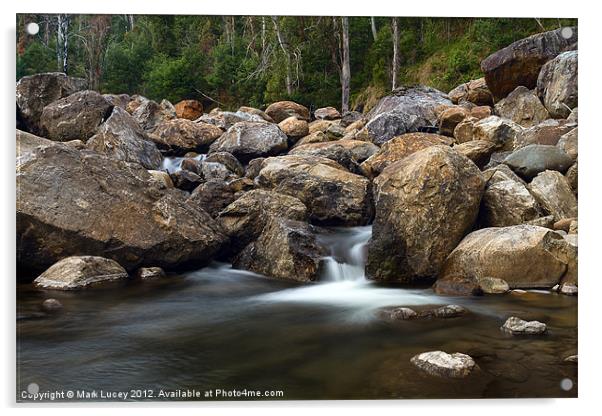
(175, 99, 203, 120)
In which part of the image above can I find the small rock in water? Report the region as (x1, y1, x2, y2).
(511, 289, 527, 295)
(552, 284, 560, 292)
(478, 277, 510, 294)
(385, 307, 418, 320)
(564, 355, 578, 363)
(34, 256, 129, 290)
(410, 351, 477, 378)
(560, 283, 578, 296)
(136, 267, 167, 280)
(41, 298, 63, 312)
(501, 316, 547, 335)
(431, 304, 467, 318)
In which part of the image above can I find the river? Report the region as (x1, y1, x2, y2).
(16, 226, 577, 401)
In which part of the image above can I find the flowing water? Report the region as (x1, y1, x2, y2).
(161, 154, 206, 174)
(16, 226, 577, 401)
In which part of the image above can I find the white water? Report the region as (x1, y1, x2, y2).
(161, 154, 206, 174)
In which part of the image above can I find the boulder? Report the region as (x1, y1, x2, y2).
(453, 116, 477, 143)
(481, 27, 578, 100)
(204, 152, 244, 176)
(126, 95, 176, 131)
(437, 225, 573, 290)
(472, 116, 523, 151)
(237, 106, 274, 123)
(209, 121, 288, 163)
(186, 179, 237, 218)
(367, 85, 452, 124)
(278, 116, 309, 140)
(430, 305, 467, 318)
(308, 119, 335, 134)
(478, 277, 510, 294)
(135, 267, 167, 280)
(288, 141, 374, 172)
(528, 170, 578, 221)
(537, 50, 578, 118)
(265, 101, 310, 123)
(147, 170, 174, 188)
(170, 169, 203, 191)
(470, 106, 493, 120)
(479, 171, 541, 227)
(174, 99, 203, 120)
(34, 256, 128, 290)
(218, 189, 308, 254)
(151, 119, 223, 155)
(567, 107, 578, 124)
(448, 78, 494, 106)
(293, 131, 331, 148)
(340, 111, 363, 127)
(557, 127, 577, 161)
(503, 144, 572, 180)
(199, 160, 240, 182)
(453, 140, 496, 169)
(360, 133, 453, 178)
(256, 155, 372, 226)
(565, 162, 578, 195)
(87, 106, 163, 169)
(40, 90, 113, 141)
(410, 351, 477, 378)
(361, 110, 432, 145)
(494, 86, 550, 128)
(560, 283, 578, 296)
(438, 106, 469, 136)
(103, 93, 130, 109)
(366, 146, 484, 283)
(198, 110, 266, 130)
(17, 144, 226, 275)
(501, 317, 547, 335)
(232, 218, 326, 282)
(314, 107, 341, 120)
(16, 72, 87, 135)
(515, 119, 573, 148)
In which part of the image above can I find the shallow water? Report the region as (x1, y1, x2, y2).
(16, 227, 577, 401)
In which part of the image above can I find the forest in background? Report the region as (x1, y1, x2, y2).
(16, 15, 577, 112)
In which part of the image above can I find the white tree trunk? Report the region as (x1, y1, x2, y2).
(391, 17, 400, 90)
(271, 16, 293, 96)
(341, 17, 351, 112)
(56, 14, 70, 74)
(370, 17, 378, 41)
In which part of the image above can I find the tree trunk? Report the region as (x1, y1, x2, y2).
(271, 16, 293, 96)
(341, 17, 350, 112)
(56, 14, 70, 73)
(84, 15, 112, 91)
(370, 17, 378, 41)
(391, 17, 400, 90)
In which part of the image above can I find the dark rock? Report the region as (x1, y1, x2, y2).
(151, 119, 223, 155)
(187, 180, 237, 218)
(126, 95, 176, 132)
(362, 110, 432, 145)
(367, 85, 452, 124)
(504, 144, 573, 180)
(135, 267, 167, 280)
(41, 298, 63, 312)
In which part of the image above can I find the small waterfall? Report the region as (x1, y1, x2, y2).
(161, 154, 206, 174)
(317, 226, 372, 282)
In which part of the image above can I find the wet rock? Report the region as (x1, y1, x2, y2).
(478, 277, 510, 294)
(16, 72, 87, 135)
(360, 133, 453, 178)
(151, 119, 223, 155)
(537, 50, 578, 118)
(314, 106, 341, 120)
(367, 85, 452, 124)
(126, 95, 176, 132)
(180, 157, 202, 174)
(34, 256, 129, 290)
(278, 116, 309, 140)
(87, 106, 163, 169)
(501, 316, 547, 335)
(431, 304, 467, 318)
(41, 298, 63, 312)
(209, 121, 288, 163)
(448, 78, 494, 106)
(237, 106, 274, 123)
(367, 146, 484, 283)
(437, 225, 572, 290)
(376, 307, 418, 321)
(361, 110, 432, 146)
(528, 170, 578, 220)
(174, 99, 203, 120)
(472, 116, 523, 151)
(438, 106, 469, 136)
(432, 276, 483, 296)
(233, 218, 326, 283)
(40, 90, 113, 142)
(453, 140, 496, 169)
(170, 169, 203, 191)
(411, 351, 477, 378)
(560, 283, 578, 296)
(481, 27, 578, 100)
(568, 219, 578, 234)
(557, 127, 577, 161)
(135, 267, 167, 280)
(564, 355, 578, 363)
(494, 86, 550, 128)
(504, 144, 572, 180)
(265, 101, 310, 123)
(256, 155, 372, 226)
(17, 144, 226, 274)
(187, 179, 237, 218)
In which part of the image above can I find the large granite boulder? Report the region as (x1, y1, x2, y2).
(361, 110, 432, 145)
(126, 95, 176, 131)
(16, 143, 226, 276)
(436, 225, 574, 291)
(528, 170, 578, 221)
(503, 144, 573, 180)
(360, 132, 453, 178)
(40, 90, 113, 141)
(255, 155, 373, 226)
(557, 127, 578, 161)
(314, 107, 341, 120)
(34, 256, 128, 290)
(367, 85, 452, 124)
(232, 218, 326, 283)
(174, 99, 203, 120)
(198, 110, 267, 130)
(264, 101, 310, 123)
(472, 116, 523, 151)
(493, 86, 550, 128)
(537, 50, 578, 118)
(87, 106, 163, 169)
(448, 78, 493, 106)
(453, 140, 496, 169)
(16, 72, 87, 135)
(151, 119, 223, 155)
(481, 27, 578, 100)
(514, 119, 573, 148)
(366, 146, 484, 283)
(209, 121, 288, 163)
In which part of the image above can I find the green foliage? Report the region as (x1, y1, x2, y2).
(17, 42, 55, 79)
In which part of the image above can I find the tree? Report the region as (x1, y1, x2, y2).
(391, 17, 400, 90)
(78, 15, 112, 90)
(370, 17, 378, 41)
(340, 17, 350, 112)
(56, 14, 70, 73)
(271, 16, 293, 96)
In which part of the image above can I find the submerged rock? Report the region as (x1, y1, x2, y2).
(501, 317, 547, 335)
(135, 267, 167, 280)
(411, 351, 477, 378)
(34, 256, 128, 290)
(376, 307, 418, 321)
(41, 298, 63, 312)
